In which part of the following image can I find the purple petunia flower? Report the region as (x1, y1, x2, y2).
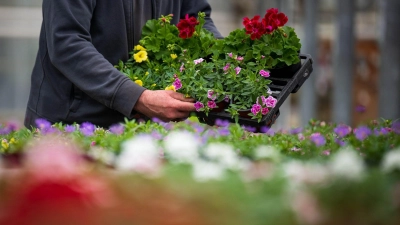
(64, 125, 76, 133)
(259, 70, 270, 78)
(354, 126, 372, 141)
(80, 122, 96, 136)
(109, 124, 125, 135)
(172, 78, 182, 90)
(251, 104, 262, 115)
(207, 100, 217, 109)
(310, 133, 326, 146)
(194, 101, 204, 111)
(234, 66, 241, 75)
(392, 121, 400, 134)
(334, 124, 351, 138)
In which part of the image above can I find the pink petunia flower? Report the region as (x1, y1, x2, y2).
(179, 63, 185, 72)
(173, 78, 182, 90)
(223, 63, 230, 73)
(207, 90, 217, 100)
(194, 101, 204, 111)
(263, 96, 277, 108)
(194, 58, 204, 65)
(234, 66, 241, 75)
(261, 107, 269, 115)
(259, 70, 270, 77)
(207, 100, 217, 109)
(251, 104, 262, 115)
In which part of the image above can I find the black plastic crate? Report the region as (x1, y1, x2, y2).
(196, 54, 313, 130)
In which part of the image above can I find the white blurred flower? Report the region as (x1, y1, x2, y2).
(381, 147, 400, 172)
(192, 159, 225, 182)
(255, 145, 281, 162)
(87, 147, 116, 166)
(203, 143, 240, 169)
(329, 146, 365, 180)
(163, 131, 200, 164)
(283, 160, 329, 187)
(116, 135, 161, 175)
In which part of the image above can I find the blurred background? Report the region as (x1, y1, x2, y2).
(0, 0, 399, 129)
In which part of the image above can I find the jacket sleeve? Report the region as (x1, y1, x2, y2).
(43, 0, 145, 118)
(181, 0, 224, 39)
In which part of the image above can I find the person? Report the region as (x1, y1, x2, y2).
(24, 0, 223, 129)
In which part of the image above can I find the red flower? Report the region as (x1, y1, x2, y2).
(177, 14, 199, 39)
(262, 8, 288, 33)
(242, 15, 267, 40)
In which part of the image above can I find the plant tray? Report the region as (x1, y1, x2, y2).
(196, 54, 313, 131)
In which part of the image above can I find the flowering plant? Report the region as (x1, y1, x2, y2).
(116, 8, 301, 122)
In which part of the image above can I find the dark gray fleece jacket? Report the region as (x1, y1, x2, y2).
(24, 0, 222, 128)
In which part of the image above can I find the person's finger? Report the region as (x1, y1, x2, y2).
(175, 101, 196, 112)
(168, 91, 194, 102)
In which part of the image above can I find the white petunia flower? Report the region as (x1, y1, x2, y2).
(116, 135, 161, 175)
(163, 131, 200, 164)
(329, 146, 365, 180)
(192, 159, 225, 182)
(381, 147, 400, 172)
(203, 143, 240, 169)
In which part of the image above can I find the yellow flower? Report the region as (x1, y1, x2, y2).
(145, 72, 149, 76)
(133, 50, 148, 63)
(170, 54, 177, 59)
(165, 85, 176, 92)
(9, 138, 16, 144)
(1, 139, 9, 150)
(135, 80, 143, 86)
(134, 45, 146, 51)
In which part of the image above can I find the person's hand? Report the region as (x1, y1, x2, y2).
(133, 90, 196, 122)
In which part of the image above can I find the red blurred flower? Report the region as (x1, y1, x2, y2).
(177, 14, 199, 39)
(243, 15, 267, 40)
(262, 8, 288, 33)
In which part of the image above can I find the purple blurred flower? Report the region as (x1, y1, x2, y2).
(354, 126, 372, 141)
(80, 122, 96, 136)
(64, 125, 76, 133)
(215, 119, 230, 127)
(151, 131, 163, 140)
(392, 121, 400, 134)
(194, 101, 204, 111)
(218, 127, 230, 136)
(310, 133, 326, 146)
(242, 125, 256, 133)
(260, 126, 275, 136)
(0, 126, 11, 135)
(109, 124, 124, 135)
(193, 124, 205, 133)
(35, 118, 51, 131)
(335, 138, 346, 146)
(334, 124, 351, 138)
(374, 127, 390, 136)
(290, 127, 303, 135)
(355, 105, 366, 113)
